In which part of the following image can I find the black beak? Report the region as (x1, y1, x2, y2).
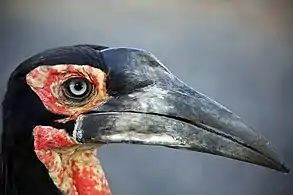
(74, 47, 289, 173)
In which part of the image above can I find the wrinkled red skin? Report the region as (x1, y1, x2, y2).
(34, 126, 77, 150)
(34, 126, 111, 195)
(71, 151, 111, 195)
(26, 64, 108, 121)
(27, 65, 111, 195)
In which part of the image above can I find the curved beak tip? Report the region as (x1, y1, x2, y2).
(279, 163, 290, 173)
(73, 48, 290, 174)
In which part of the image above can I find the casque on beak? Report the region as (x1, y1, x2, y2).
(73, 47, 289, 173)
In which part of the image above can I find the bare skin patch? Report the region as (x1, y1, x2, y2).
(71, 150, 111, 195)
(33, 126, 111, 195)
(26, 64, 108, 121)
(27, 64, 111, 194)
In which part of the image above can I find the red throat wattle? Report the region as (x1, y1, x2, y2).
(33, 126, 112, 195)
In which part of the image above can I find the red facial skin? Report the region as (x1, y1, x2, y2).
(26, 64, 107, 122)
(27, 65, 111, 195)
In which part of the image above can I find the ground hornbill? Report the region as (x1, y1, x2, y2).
(0, 45, 289, 195)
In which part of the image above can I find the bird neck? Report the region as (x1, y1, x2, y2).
(0, 144, 112, 195)
(32, 125, 112, 195)
(1, 125, 112, 195)
(35, 146, 112, 195)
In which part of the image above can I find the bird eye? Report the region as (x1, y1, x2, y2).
(62, 77, 92, 100)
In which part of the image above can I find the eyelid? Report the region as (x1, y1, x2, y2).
(62, 77, 93, 102)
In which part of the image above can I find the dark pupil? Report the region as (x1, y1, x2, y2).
(74, 81, 84, 91)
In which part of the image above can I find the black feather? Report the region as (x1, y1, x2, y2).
(0, 44, 108, 195)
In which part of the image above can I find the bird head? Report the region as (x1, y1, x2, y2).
(0, 45, 289, 195)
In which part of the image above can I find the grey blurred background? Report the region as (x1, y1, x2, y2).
(1, 1, 292, 195)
